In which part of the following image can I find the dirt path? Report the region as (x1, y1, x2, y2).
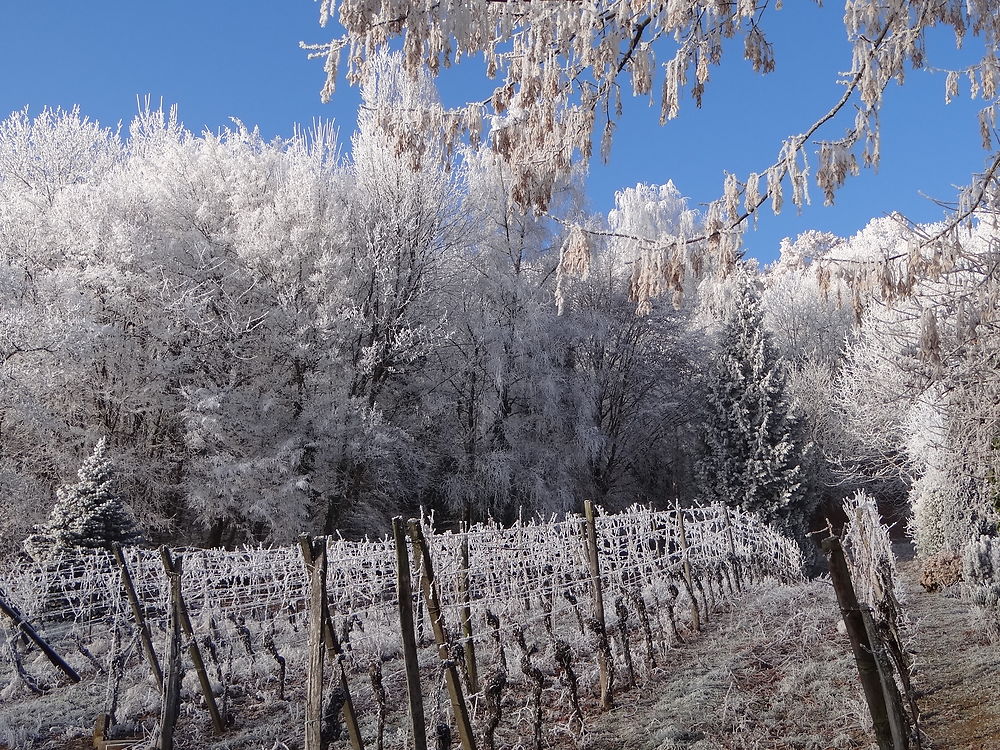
(898, 560, 1000, 749)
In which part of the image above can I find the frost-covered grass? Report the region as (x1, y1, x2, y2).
(2, 581, 856, 750)
(1, 579, 872, 750)
(0, 671, 107, 750)
(583, 581, 871, 750)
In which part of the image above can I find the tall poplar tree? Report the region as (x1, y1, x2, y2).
(696, 274, 808, 529)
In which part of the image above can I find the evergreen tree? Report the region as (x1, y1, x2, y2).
(696, 274, 808, 529)
(42, 438, 143, 551)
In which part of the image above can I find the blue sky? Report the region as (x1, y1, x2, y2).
(1, 2, 989, 263)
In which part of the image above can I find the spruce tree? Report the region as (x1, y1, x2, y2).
(43, 438, 143, 552)
(696, 275, 808, 529)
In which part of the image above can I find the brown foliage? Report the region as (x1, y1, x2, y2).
(920, 552, 964, 592)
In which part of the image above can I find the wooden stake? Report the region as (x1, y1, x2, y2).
(112, 543, 163, 689)
(156, 566, 183, 750)
(722, 505, 743, 591)
(458, 526, 480, 695)
(408, 520, 478, 750)
(159, 548, 226, 736)
(582, 499, 612, 708)
(394, 517, 428, 750)
(299, 535, 366, 750)
(822, 537, 894, 750)
(302, 536, 326, 750)
(0, 586, 80, 683)
(861, 609, 910, 749)
(675, 507, 701, 632)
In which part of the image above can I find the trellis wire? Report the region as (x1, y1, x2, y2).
(1, 503, 802, 745)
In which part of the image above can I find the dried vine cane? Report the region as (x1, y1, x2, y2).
(562, 589, 586, 633)
(718, 565, 734, 599)
(103, 627, 125, 722)
(553, 639, 583, 731)
(484, 609, 507, 673)
(204, 616, 230, 720)
(451, 639, 476, 698)
(512, 625, 546, 750)
(205, 617, 224, 682)
(321, 682, 348, 744)
(74, 632, 105, 674)
(663, 584, 685, 644)
(369, 659, 388, 750)
(5, 624, 42, 695)
(481, 666, 507, 750)
(704, 569, 718, 611)
(630, 591, 657, 671)
(646, 589, 671, 654)
(432, 660, 453, 750)
(230, 614, 255, 658)
(262, 629, 286, 701)
(613, 597, 637, 689)
(693, 575, 710, 624)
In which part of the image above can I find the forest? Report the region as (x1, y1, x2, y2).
(0, 92, 883, 552)
(0, 80, 994, 566)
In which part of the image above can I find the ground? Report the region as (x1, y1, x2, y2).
(581, 580, 871, 750)
(898, 558, 1000, 750)
(580, 554, 1000, 750)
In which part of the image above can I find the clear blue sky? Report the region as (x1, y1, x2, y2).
(1, 2, 989, 263)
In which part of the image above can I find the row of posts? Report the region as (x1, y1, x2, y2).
(298, 500, 743, 750)
(0, 501, 746, 750)
(1, 510, 915, 750)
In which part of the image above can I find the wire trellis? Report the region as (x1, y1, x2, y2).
(1, 502, 803, 747)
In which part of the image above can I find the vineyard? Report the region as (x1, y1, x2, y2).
(0, 504, 803, 749)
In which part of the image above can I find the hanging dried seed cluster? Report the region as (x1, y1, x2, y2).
(304, 0, 1000, 309)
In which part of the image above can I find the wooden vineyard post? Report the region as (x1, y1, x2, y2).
(458, 526, 480, 695)
(407, 520, 478, 750)
(157, 566, 184, 750)
(159, 548, 226, 736)
(722, 505, 743, 592)
(394, 517, 428, 750)
(113, 543, 163, 689)
(675, 506, 701, 632)
(302, 536, 327, 750)
(299, 535, 366, 750)
(0, 587, 81, 683)
(861, 609, 910, 750)
(822, 537, 894, 750)
(583, 499, 612, 709)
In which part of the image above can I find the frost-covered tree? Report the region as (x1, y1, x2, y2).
(758, 231, 865, 513)
(696, 272, 808, 529)
(572, 181, 706, 506)
(762, 230, 852, 369)
(830, 214, 1000, 556)
(38, 438, 142, 552)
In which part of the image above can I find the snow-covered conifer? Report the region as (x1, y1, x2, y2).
(696, 273, 808, 531)
(40, 438, 143, 552)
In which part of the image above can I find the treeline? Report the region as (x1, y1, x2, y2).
(0, 85, 712, 548)
(5, 68, 994, 558)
